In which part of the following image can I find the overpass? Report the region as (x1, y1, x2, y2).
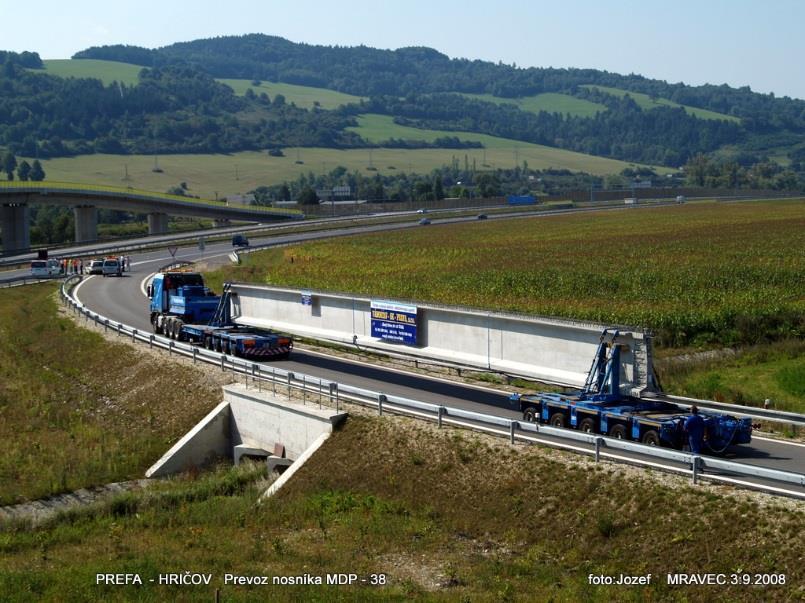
(0, 182, 304, 254)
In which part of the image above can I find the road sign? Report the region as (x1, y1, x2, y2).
(168, 246, 178, 258)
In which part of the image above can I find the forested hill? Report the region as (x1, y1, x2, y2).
(75, 34, 805, 126)
(0, 34, 803, 171)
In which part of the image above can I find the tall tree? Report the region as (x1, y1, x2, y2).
(16, 160, 31, 181)
(30, 160, 45, 181)
(3, 152, 17, 180)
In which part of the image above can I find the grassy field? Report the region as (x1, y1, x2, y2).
(36, 59, 143, 86)
(0, 284, 223, 505)
(657, 341, 805, 414)
(33, 144, 665, 200)
(204, 199, 805, 349)
(1, 416, 802, 601)
(461, 92, 607, 118)
(218, 79, 364, 109)
(582, 85, 740, 122)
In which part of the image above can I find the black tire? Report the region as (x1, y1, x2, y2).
(523, 406, 539, 422)
(549, 412, 566, 428)
(609, 424, 628, 440)
(152, 315, 163, 335)
(175, 320, 185, 342)
(578, 417, 596, 433)
(215, 338, 222, 353)
(641, 429, 661, 447)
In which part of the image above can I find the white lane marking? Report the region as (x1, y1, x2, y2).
(752, 435, 805, 448)
(140, 273, 156, 298)
(72, 275, 93, 304)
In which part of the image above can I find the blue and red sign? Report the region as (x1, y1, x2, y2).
(371, 300, 418, 345)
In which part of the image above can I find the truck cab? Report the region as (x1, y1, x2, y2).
(149, 272, 219, 334)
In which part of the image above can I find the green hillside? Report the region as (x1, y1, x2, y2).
(583, 85, 740, 122)
(219, 79, 364, 109)
(38, 59, 142, 86)
(462, 92, 606, 118)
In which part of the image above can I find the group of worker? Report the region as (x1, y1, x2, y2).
(56, 255, 132, 274)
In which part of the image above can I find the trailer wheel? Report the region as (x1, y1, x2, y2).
(549, 412, 566, 428)
(523, 407, 538, 422)
(608, 424, 628, 440)
(641, 430, 661, 447)
(578, 417, 596, 433)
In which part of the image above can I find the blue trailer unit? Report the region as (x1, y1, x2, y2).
(150, 275, 293, 360)
(149, 272, 220, 336)
(511, 329, 752, 453)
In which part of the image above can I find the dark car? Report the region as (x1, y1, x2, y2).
(232, 234, 249, 247)
(418, 218, 431, 226)
(476, 213, 488, 220)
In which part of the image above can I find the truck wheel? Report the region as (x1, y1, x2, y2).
(175, 320, 185, 342)
(608, 424, 628, 440)
(641, 430, 661, 447)
(549, 413, 566, 428)
(152, 316, 163, 335)
(523, 407, 538, 422)
(578, 417, 596, 433)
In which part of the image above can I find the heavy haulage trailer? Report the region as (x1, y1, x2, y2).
(510, 329, 752, 453)
(148, 271, 292, 359)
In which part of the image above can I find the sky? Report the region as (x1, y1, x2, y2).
(1, 0, 803, 100)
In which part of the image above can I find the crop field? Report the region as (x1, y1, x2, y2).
(33, 144, 663, 199)
(461, 92, 607, 118)
(36, 59, 143, 86)
(218, 79, 364, 109)
(207, 199, 805, 348)
(582, 85, 740, 122)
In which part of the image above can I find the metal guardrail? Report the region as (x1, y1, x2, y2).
(0, 274, 62, 288)
(58, 275, 805, 496)
(662, 393, 805, 428)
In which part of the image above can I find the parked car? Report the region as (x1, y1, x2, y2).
(30, 259, 61, 277)
(232, 234, 249, 247)
(88, 260, 104, 275)
(102, 258, 122, 277)
(418, 218, 431, 226)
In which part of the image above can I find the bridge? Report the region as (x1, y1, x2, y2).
(0, 182, 304, 254)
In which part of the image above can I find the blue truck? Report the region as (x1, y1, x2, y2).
(510, 330, 752, 453)
(148, 271, 292, 359)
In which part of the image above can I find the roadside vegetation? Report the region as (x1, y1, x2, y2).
(0, 284, 222, 505)
(1, 417, 802, 601)
(204, 200, 805, 350)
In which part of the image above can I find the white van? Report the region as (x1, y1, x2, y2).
(102, 258, 122, 277)
(30, 259, 61, 277)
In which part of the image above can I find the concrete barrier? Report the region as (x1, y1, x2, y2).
(228, 283, 655, 392)
(146, 384, 347, 478)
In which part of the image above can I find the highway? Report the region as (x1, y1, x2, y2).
(4, 210, 804, 495)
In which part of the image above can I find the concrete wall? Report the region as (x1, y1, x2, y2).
(229, 283, 654, 391)
(224, 383, 346, 459)
(146, 385, 347, 478)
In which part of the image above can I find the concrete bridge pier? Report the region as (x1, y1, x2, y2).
(73, 205, 98, 243)
(1, 202, 30, 253)
(213, 218, 231, 228)
(148, 212, 169, 235)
